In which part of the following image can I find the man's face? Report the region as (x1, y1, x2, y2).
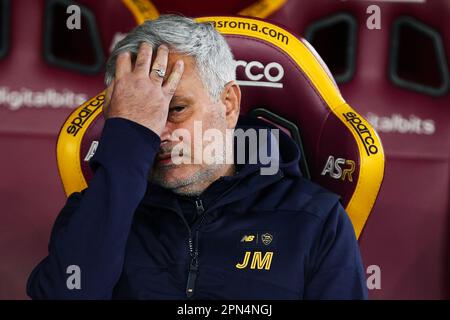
(149, 53, 239, 196)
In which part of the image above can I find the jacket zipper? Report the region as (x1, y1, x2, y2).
(185, 199, 204, 298)
(185, 177, 252, 298)
(152, 172, 283, 298)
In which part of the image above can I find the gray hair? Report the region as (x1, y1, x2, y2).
(105, 15, 236, 102)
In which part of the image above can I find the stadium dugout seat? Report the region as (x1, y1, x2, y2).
(56, 15, 385, 257)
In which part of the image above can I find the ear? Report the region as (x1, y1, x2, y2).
(220, 81, 241, 129)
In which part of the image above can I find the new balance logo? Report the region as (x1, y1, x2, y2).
(240, 235, 256, 243)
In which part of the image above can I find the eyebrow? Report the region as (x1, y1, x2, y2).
(170, 95, 193, 105)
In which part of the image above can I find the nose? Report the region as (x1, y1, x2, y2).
(159, 121, 173, 144)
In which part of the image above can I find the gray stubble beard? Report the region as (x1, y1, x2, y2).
(149, 162, 226, 196)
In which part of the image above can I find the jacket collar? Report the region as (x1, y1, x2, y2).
(140, 115, 301, 213)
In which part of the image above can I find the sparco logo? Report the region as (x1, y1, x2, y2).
(66, 95, 104, 137)
(235, 60, 284, 88)
(343, 112, 379, 156)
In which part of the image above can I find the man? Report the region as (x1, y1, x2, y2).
(27, 15, 367, 299)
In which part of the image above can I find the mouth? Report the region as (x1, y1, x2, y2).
(156, 153, 173, 165)
(156, 145, 192, 167)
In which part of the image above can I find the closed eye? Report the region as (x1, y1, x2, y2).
(169, 106, 186, 113)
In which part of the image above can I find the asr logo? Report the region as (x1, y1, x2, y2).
(236, 251, 274, 270)
(321, 155, 356, 182)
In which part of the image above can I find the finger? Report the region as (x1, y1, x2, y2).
(163, 60, 184, 96)
(115, 52, 132, 79)
(134, 42, 153, 75)
(149, 44, 169, 83)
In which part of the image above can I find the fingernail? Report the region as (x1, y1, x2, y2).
(160, 44, 168, 51)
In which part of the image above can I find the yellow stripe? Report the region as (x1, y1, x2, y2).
(196, 16, 384, 237)
(57, 93, 105, 196)
(122, 0, 159, 24)
(238, 0, 287, 19)
(333, 104, 385, 237)
(122, 0, 286, 22)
